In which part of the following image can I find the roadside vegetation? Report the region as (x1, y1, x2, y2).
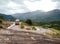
(45, 28, 60, 38)
(25, 19, 32, 25)
(21, 19, 60, 38)
(24, 19, 60, 30)
(32, 26, 37, 30)
(0, 16, 11, 29)
(20, 22, 24, 29)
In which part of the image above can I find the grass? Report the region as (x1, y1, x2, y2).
(45, 28, 60, 38)
(32, 26, 37, 30)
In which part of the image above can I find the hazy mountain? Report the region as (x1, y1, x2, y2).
(0, 13, 15, 21)
(12, 9, 60, 22)
(45, 9, 60, 21)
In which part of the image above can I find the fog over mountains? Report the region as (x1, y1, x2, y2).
(12, 9, 60, 22)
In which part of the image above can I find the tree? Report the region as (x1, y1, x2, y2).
(0, 20, 2, 24)
(25, 19, 32, 25)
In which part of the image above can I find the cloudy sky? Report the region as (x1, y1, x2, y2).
(0, 0, 60, 15)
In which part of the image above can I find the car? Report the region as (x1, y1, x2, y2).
(15, 19, 20, 25)
(15, 22, 19, 25)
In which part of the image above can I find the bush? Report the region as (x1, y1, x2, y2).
(25, 19, 32, 25)
(0, 20, 2, 24)
(25, 28, 31, 30)
(20, 23, 24, 29)
(32, 26, 37, 30)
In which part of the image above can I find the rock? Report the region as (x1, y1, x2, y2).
(0, 29, 60, 44)
(0, 25, 3, 28)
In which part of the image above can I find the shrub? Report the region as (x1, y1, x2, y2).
(25, 28, 31, 30)
(0, 20, 2, 24)
(25, 19, 32, 25)
(20, 23, 24, 29)
(32, 26, 37, 30)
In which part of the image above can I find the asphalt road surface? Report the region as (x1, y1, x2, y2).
(7, 23, 52, 34)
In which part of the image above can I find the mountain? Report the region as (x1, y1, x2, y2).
(45, 9, 60, 21)
(0, 13, 15, 21)
(12, 9, 60, 22)
(12, 10, 46, 22)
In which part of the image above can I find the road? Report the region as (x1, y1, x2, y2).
(7, 23, 52, 34)
(7, 23, 20, 30)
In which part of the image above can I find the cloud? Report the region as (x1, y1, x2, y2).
(29, 0, 40, 1)
(24, 0, 57, 11)
(52, 0, 60, 9)
(0, 0, 10, 5)
(0, 0, 30, 14)
(0, 0, 36, 14)
(0, 0, 60, 15)
(52, 0, 60, 2)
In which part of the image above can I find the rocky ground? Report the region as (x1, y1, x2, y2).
(0, 29, 60, 44)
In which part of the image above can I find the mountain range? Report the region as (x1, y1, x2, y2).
(0, 9, 60, 22)
(0, 13, 15, 21)
(12, 9, 60, 22)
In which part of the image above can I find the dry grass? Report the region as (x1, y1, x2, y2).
(45, 28, 60, 38)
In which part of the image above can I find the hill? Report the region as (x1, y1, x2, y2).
(12, 9, 60, 22)
(0, 13, 15, 21)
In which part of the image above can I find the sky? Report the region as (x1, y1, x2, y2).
(0, 0, 60, 15)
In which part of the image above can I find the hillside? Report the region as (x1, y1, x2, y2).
(12, 9, 60, 22)
(0, 13, 15, 21)
(0, 13, 15, 29)
(0, 15, 5, 24)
